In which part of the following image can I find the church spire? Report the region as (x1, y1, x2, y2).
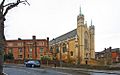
(80, 6, 82, 15)
(91, 19, 93, 26)
(79, 6, 84, 16)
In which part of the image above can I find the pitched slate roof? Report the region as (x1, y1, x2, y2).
(97, 48, 120, 54)
(111, 48, 120, 52)
(50, 29, 77, 45)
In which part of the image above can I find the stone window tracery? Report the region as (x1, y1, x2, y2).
(84, 31, 89, 51)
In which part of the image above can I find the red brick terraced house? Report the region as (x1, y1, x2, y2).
(5, 36, 49, 63)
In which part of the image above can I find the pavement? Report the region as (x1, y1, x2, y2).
(42, 65, 120, 75)
(57, 67, 120, 74)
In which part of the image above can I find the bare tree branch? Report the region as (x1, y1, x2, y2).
(25, 0, 30, 6)
(3, 3, 16, 7)
(3, 0, 29, 17)
(0, 0, 5, 13)
(0, 0, 5, 7)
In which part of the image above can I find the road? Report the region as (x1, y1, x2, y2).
(3, 67, 71, 75)
(3, 64, 90, 75)
(3, 64, 119, 75)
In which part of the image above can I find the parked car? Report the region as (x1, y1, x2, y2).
(26, 60, 41, 67)
(24, 61, 28, 65)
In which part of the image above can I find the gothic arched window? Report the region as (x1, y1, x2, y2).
(56, 46, 59, 53)
(63, 43, 67, 53)
(84, 31, 89, 51)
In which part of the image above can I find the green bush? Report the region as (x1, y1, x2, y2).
(4, 53, 14, 61)
(40, 56, 51, 61)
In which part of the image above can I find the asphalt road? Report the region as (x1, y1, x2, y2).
(4, 67, 118, 75)
(3, 64, 119, 75)
(3, 64, 89, 75)
(4, 67, 72, 75)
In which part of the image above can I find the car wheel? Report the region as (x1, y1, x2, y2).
(31, 64, 34, 68)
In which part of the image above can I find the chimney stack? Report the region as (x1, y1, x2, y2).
(32, 35, 36, 40)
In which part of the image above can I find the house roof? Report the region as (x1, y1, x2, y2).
(111, 48, 120, 52)
(96, 48, 120, 55)
(6, 39, 47, 42)
(50, 29, 77, 45)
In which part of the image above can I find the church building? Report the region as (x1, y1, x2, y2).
(49, 8, 95, 64)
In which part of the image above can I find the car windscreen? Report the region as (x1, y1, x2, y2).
(27, 61, 40, 64)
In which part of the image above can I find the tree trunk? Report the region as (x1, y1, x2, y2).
(0, 0, 29, 74)
(0, 10, 5, 74)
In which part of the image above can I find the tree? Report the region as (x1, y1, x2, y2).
(4, 53, 14, 61)
(40, 56, 51, 66)
(0, 0, 29, 74)
(41, 56, 51, 61)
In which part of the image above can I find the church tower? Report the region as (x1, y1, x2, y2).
(77, 7, 95, 64)
(77, 7, 85, 64)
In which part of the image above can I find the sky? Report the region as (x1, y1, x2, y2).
(3, 0, 120, 52)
